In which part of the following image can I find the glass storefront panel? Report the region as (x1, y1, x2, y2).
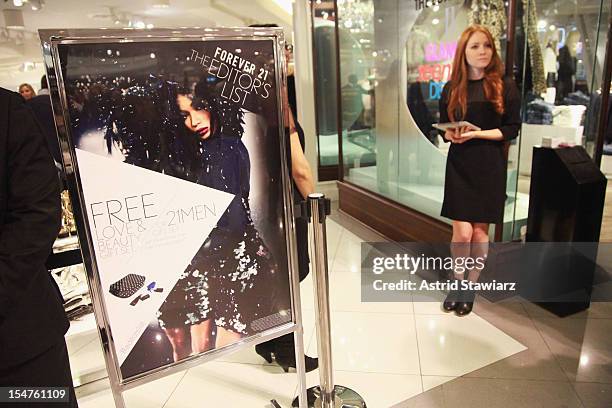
(338, 0, 513, 225)
(511, 0, 610, 240)
(312, 1, 341, 171)
(337, 0, 387, 196)
(398, 1, 485, 223)
(335, 0, 609, 241)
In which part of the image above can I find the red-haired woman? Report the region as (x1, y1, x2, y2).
(439, 25, 521, 316)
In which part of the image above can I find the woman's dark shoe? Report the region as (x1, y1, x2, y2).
(455, 301, 474, 316)
(255, 342, 274, 363)
(276, 354, 319, 373)
(455, 290, 476, 316)
(442, 290, 459, 312)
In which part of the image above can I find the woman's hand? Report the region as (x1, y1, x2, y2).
(444, 128, 458, 142)
(454, 127, 478, 144)
(445, 126, 476, 143)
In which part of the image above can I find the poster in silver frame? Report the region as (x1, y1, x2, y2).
(39, 28, 300, 384)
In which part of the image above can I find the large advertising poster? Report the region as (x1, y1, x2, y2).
(52, 35, 292, 380)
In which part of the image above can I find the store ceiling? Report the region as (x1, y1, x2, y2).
(0, 0, 293, 87)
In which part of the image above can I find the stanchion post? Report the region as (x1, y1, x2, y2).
(292, 193, 366, 408)
(309, 194, 335, 407)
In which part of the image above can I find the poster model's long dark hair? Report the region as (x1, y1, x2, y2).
(103, 76, 197, 181)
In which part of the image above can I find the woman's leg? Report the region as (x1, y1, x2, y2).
(443, 221, 473, 311)
(451, 221, 473, 280)
(468, 222, 490, 282)
(452, 222, 489, 316)
(163, 327, 191, 362)
(190, 319, 215, 354)
(215, 327, 244, 348)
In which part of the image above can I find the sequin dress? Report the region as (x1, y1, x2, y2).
(157, 135, 276, 335)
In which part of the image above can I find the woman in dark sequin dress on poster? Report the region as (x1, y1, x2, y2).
(155, 79, 281, 361)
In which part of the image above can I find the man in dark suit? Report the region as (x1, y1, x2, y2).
(0, 87, 77, 407)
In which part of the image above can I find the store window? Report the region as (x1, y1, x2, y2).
(311, 0, 342, 180)
(337, 0, 490, 219)
(511, 0, 610, 240)
(334, 0, 609, 241)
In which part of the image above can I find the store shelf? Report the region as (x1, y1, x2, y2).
(53, 235, 79, 253)
(66, 311, 97, 338)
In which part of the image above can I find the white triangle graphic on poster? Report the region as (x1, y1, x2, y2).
(75, 149, 234, 365)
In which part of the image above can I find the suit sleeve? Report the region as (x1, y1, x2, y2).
(500, 78, 522, 141)
(0, 95, 61, 323)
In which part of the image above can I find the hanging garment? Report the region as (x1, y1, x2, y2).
(468, 0, 507, 53)
(522, 0, 546, 94)
(543, 45, 558, 77)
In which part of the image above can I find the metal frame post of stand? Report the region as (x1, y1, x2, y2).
(293, 193, 366, 408)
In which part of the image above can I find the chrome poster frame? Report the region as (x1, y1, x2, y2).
(39, 27, 308, 408)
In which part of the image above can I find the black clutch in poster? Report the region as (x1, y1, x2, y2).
(52, 36, 293, 379)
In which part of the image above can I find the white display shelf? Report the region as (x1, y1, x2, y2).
(66, 311, 97, 338)
(53, 235, 79, 253)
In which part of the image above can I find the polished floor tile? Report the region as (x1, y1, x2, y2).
(523, 300, 612, 320)
(69, 336, 107, 380)
(299, 268, 415, 315)
(465, 301, 568, 381)
(307, 311, 421, 375)
(295, 369, 423, 408)
(415, 314, 526, 377)
(325, 218, 343, 260)
(66, 331, 98, 357)
(331, 231, 364, 273)
(421, 375, 456, 392)
(532, 316, 612, 383)
(396, 377, 584, 408)
(76, 371, 186, 408)
(163, 362, 297, 407)
(411, 291, 449, 315)
(572, 382, 612, 408)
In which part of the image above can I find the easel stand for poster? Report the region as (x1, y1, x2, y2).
(291, 194, 367, 408)
(38, 26, 311, 408)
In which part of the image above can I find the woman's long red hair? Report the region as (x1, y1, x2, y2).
(447, 25, 504, 121)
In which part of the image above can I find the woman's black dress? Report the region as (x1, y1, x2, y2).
(439, 77, 521, 224)
(158, 135, 276, 335)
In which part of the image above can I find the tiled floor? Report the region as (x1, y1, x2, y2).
(68, 204, 612, 407)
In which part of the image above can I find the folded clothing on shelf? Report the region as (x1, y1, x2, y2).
(66, 304, 94, 321)
(50, 264, 93, 321)
(553, 105, 586, 128)
(563, 90, 590, 106)
(526, 99, 554, 125)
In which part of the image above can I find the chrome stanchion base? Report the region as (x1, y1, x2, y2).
(291, 385, 367, 408)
